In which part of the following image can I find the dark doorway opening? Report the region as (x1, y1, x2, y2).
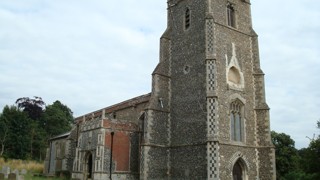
(86, 152, 93, 179)
(233, 160, 243, 180)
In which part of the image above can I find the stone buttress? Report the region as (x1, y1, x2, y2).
(141, 0, 276, 179)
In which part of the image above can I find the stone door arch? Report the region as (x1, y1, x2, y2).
(232, 159, 247, 180)
(84, 151, 93, 180)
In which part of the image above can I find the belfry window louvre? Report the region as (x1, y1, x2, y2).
(227, 4, 236, 27)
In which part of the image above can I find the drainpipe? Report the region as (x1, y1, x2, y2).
(109, 132, 114, 180)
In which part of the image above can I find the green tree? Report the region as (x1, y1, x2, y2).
(42, 100, 73, 138)
(282, 171, 318, 180)
(31, 122, 47, 161)
(0, 105, 32, 159)
(0, 110, 9, 156)
(298, 121, 320, 179)
(0, 99, 74, 161)
(271, 131, 300, 180)
(15, 96, 47, 160)
(33, 100, 74, 161)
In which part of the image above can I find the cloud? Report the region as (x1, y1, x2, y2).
(252, 0, 320, 148)
(0, 0, 165, 115)
(1, 0, 319, 149)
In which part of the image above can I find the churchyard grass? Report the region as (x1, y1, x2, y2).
(0, 157, 43, 173)
(0, 157, 64, 179)
(24, 173, 64, 180)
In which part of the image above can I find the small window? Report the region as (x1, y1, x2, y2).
(227, 4, 236, 27)
(185, 8, 190, 29)
(230, 100, 243, 141)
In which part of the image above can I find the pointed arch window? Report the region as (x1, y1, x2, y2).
(227, 3, 236, 27)
(185, 8, 190, 29)
(230, 100, 243, 141)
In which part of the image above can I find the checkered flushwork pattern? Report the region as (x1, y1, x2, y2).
(207, 60, 215, 92)
(206, 56, 219, 179)
(207, 98, 216, 135)
(207, 57, 217, 135)
(206, 19, 214, 54)
(207, 141, 220, 179)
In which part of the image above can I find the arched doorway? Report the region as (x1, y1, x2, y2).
(85, 152, 93, 180)
(233, 159, 246, 180)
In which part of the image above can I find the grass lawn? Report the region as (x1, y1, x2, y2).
(24, 174, 65, 180)
(0, 158, 65, 180)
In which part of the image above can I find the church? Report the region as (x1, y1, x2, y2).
(44, 0, 276, 179)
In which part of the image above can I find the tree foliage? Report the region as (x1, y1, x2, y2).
(42, 100, 73, 138)
(0, 106, 31, 159)
(0, 107, 9, 156)
(15, 96, 45, 120)
(298, 121, 320, 179)
(271, 131, 299, 180)
(272, 121, 320, 180)
(0, 97, 73, 161)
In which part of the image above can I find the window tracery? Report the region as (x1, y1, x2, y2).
(227, 3, 236, 27)
(230, 100, 243, 142)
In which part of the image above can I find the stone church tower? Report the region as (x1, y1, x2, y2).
(44, 0, 276, 179)
(141, 0, 276, 179)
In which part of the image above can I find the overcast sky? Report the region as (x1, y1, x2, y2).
(0, 0, 319, 149)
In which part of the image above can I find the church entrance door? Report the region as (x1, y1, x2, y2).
(85, 152, 93, 180)
(233, 160, 243, 180)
